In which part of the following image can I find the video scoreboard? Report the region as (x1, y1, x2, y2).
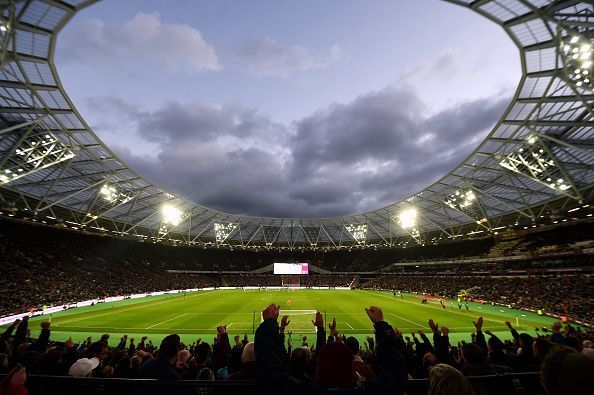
(273, 263, 309, 275)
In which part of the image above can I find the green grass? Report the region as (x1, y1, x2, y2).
(4, 289, 568, 347)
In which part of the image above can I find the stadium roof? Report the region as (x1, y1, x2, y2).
(0, 0, 593, 249)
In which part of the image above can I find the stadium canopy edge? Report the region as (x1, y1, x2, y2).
(0, 0, 593, 250)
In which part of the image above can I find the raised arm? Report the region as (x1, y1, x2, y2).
(364, 306, 407, 395)
(0, 319, 19, 344)
(255, 304, 317, 395)
(312, 311, 326, 356)
(212, 325, 231, 371)
(473, 317, 488, 355)
(276, 315, 291, 364)
(505, 321, 520, 342)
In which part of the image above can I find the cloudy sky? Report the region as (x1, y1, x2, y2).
(56, 0, 520, 218)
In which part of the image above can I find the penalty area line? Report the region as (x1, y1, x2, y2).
(145, 313, 189, 329)
(386, 312, 425, 328)
(345, 322, 354, 329)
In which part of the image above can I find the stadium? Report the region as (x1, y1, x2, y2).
(0, 0, 593, 394)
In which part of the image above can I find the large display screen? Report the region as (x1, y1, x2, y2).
(273, 263, 309, 275)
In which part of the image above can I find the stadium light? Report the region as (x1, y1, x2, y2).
(162, 204, 183, 226)
(0, 131, 76, 186)
(99, 184, 119, 203)
(444, 189, 489, 227)
(560, 31, 594, 91)
(395, 207, 421, 243)
(498, 133, 579, 200)
(97, 183, 132, 205)
(83, 182, 134, 224)
(214, 222, 238, 245)
(345, 224, 367, 245)
(398, 208, 417, 229)
(0, 19, 9, 35)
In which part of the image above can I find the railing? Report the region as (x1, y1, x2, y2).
(2, 372, 542, 395)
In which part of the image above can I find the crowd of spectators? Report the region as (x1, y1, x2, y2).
(388, 255, 594, 274)
(1, 216, 594, 394)
(363, 275, 593, 323)
(1, 305, 592, 395)
(1, 217, 593, 323)
(221, 274, 354, 288)
(0, 243, 216, 317)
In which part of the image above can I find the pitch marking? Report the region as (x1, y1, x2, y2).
(145, 313, 189, 329)
(386, 312, 425, 328)
(53, 291, 214, 326)
(365, 291, 502, 326)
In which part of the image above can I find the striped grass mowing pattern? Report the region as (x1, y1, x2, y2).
(8, 289, 566, 346)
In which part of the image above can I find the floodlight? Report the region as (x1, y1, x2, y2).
(345, 224, 367, 244)
(560, 31, 594, 91)
(214, 222, 238, 244)
(99, 184, 119, 203)
(499, 133, 579, 199)
(445, 189, 488, 226)
(83, 182, 134, 224)
(162, 204, 183, 226)
(398, 208, 417, 229)
(0, 131, 77, 186)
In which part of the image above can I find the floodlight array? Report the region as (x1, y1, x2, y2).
(158, 204, 186, 237)
(398, 208, 417, 229)
(560, 31, 593, 91)
(499, 135, 578, 198)
(345, 224, 367, 245)
(396, 208, 421, 242)
(214, 221, 238, 244)
(99, 184, 132, 205)
(84, 183, 133, 223)
(162, 204, 183, 226)
(444, 189, 488, 226)
(0, 0, 593, 249)
(0, 133, 76, 185)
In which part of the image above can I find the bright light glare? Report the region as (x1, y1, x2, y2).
(398, 208, 417, 229)
(162, 204, 183, 226)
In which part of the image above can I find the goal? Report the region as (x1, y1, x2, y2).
(278, 309, 318, 333)
(281, 275, 300, 287)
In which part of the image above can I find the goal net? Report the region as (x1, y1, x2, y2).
(277, 309, 317, 333)
(281, 275, 300, 287)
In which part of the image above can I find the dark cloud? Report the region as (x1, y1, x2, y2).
(98, 87, 509, 217)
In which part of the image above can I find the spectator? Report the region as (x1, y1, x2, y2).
(428, 363, 475, 395)
(346, 336, 375, 380)
(227, 342, 255, 380)
(255, 304, 407, 394)
(540, 345, 594, 395)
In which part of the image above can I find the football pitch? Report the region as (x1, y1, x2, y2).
(9, 289, 564, 346)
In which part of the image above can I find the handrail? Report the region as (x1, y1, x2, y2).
(1, 371, 541, 385)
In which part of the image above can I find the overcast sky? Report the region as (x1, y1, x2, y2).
(56, 0, 520, 218)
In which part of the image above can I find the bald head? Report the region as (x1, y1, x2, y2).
(241, 342, 255, 363)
